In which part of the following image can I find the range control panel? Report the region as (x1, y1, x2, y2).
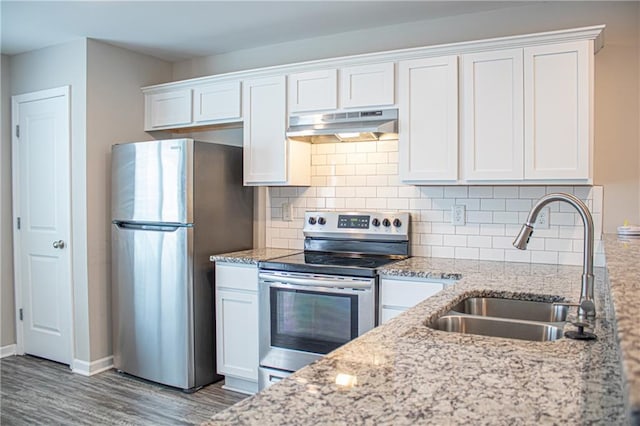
(303, 211, 410, 241)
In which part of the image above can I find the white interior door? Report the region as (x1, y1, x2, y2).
(12, 86, 72, 365)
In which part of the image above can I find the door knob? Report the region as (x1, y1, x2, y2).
(52, 240, 65, 249)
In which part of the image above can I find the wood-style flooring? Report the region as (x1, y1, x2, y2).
(0, 355, 247, 425)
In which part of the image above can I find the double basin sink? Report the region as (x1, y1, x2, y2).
(428, 297, 570, 342)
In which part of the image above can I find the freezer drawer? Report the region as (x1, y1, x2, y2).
(112, 222, 194, 389)
(111, 138, 193, 224)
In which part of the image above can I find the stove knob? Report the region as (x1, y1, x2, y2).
(318, 217, 326, 225)
(393, 218, 402, 227)
(382, 218, 391, 227)
(308, 217, 317, 225)
(372, 218, 380, 227)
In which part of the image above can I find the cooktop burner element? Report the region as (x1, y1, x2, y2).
(258, 211, 410, 278)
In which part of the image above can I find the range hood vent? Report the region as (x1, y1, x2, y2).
(286, 109, 398, 143)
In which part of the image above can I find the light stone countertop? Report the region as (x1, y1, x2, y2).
(602, 234, 640, 423)
(206, 256, 627, 425)
(209, 248, 300, 265)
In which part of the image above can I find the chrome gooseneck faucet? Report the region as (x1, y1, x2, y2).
(513, 193, 595, 319)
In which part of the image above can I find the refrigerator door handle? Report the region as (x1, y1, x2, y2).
(113, 222, 187, 232)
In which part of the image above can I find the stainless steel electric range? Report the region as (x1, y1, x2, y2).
(257, 210, 410, 390)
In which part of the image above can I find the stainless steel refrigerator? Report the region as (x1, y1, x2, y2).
(111, 138, 253, 390)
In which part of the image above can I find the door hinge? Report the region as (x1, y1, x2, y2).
(16, 217, 20, 230)
(19, 308, 23, 321)
(15, 125, 20, 138)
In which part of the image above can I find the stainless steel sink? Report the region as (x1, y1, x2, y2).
(427, 296, 570, 342)
(430, 315, 564, 342)
(449, 297, 569, 323)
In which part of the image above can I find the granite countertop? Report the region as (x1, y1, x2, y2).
(602, 234, 640, 423)
(207, 256, 626, 425)
(209, 248, 300, 265)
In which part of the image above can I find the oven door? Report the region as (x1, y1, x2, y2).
(258, 271, 376, 374)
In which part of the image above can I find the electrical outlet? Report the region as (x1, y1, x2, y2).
(282, 202, 293, 221)
(535, 207, 550, 230)
(451, 205, 466, 226)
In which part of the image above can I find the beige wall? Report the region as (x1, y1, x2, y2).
(9, 39, 91, 360)
(174, 1, 640, 233)
(4, 39, 171, 363)
(1, 54, 15, 348)
(86, 39, 172, 360)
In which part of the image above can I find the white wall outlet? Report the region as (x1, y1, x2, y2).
(451, 205, 466, 226)
(282, 202, 293, 221)
(535, 207, 550, 229)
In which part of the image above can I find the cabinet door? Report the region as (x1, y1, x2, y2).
(243, 75, 287, 184)
(145, 89, 192, 130)
(524, 41, 591, 180)
(216, 289, 259, 381)
(289, 69, 337, 113)
(340, 62, 394, 108)
(398, 56, 458, 182)
(462, 49, 524, 181)
(193, 81, 241, 123)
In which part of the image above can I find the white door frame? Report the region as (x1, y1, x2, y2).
(11, 86, 75, 362)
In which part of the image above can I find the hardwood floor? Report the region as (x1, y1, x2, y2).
(0, 355, 247, 425)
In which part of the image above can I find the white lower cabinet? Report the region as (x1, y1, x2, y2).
(215, 262, 259, 395)
(379, 277, 453, 324)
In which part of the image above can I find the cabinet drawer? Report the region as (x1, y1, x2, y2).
(380, 278, 445, 309)
(215, 263, 258, 292)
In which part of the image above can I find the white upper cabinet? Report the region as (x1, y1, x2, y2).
(461, 49, 524, 181)
(145, 88, 192, 130)
(193, 81, 241, 124)
(288, 69, 338, 113)
(243, 75, 310, 186)
(524, 41, 591, 181)
(399, 56, 459, 182)
(340, 62, 395, 108)
(144, 81, 241, 131)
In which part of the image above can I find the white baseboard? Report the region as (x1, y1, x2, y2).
(0, 344, 17, 359)
(72, 355, 114, 376)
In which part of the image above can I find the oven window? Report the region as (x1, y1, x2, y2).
(270, 288, 358, 355)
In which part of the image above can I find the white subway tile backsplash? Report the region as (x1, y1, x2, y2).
(344, 198, 366, 209)
(467, 235, 492, 248)
(444, 186, 468, 198)
(266, 139, 604, 267)
(505, 249, 532, 263)
(355, 164, 376, 176)
(455, 224, 480, 236)
(467, 211, 493, 224)
(480, 224, 506, 236)
(419, 187, 444, 198)
(444, 235, 467, 247)
(365, 198, 387, 209)
(493, 187, 519, 198)
(388, 198, 410, 209)
(377, 186, 398, 198)
(551, 212, 578, 226)
(469, 186, 493, 198)
(493, 211, 519, 224)
(480, 248, 505, 262)
(455, 247, 479, 259)
(481, 199, 506, 211)
(432, 246, 455, 258)
(335, 143, 356, 153)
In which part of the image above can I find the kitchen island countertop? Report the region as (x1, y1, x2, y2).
(206, 249, 627, 425)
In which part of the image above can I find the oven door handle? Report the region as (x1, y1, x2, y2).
(258, 273, 372, 289)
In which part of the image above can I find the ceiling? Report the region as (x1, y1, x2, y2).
(1, 1, 533, 63)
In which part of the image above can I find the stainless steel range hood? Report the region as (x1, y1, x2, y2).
(286, 109, 398, 143)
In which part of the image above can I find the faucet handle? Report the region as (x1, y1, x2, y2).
(564, 321, 597, 340)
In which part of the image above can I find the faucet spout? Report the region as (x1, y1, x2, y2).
(512, 193, 595, 319)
